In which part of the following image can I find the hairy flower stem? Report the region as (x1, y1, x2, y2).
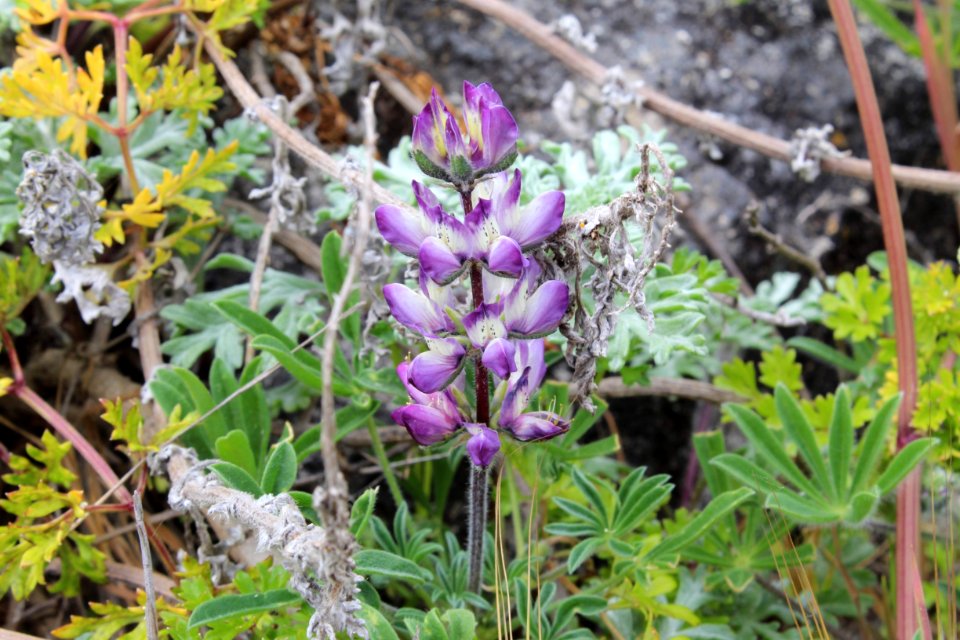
(467, 463, 489, 593)
(461, 188, 490, 593)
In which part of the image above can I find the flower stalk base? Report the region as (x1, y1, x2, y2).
(467, 462, 489, 593)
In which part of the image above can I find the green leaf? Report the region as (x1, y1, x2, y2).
(764, 490, 838, 524)
(710, 454, 781, 495)
(570, 468, 610, 527)
(553, 497, 604, 531)
(358, 603, 400, 640)
(350, 488, 378, 536)
(850, 394, 899, 495)
(187, 588, 302, 629)
(321, 231, 346, 298)
(726, 404, 820, 497)
(876, 438, 937, 495)
(210, 462, 262, 496)
(774, 384, 831, 498)
(214, 299, 296, 347)
(786, 337, 861, 374)
(827, 387, 853, 500)
(567, 537, 602, 574)
(354, 549, 428, 583)
(260, 442, 297, 494)
(648, 488, 753, 561)
(441, 609, 476, 640)
(215, 431, 257, 479)
(612, 474, 672, 536)
(848, 489, 879, 524)
(251, 335, 323, 389)
(692, 431, 733, 497)
(237, 357, 270, 464)
(288, 490, 320, 524)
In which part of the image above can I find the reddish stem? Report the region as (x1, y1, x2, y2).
(2, 330, 132, 504)
(826, 2, 923, 638)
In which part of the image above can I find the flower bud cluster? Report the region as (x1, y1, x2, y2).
(376, 82, 571, 467)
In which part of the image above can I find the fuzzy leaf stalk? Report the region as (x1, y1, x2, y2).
(376, 83, 571, 592)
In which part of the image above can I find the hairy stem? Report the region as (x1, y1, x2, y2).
(461, 189, 490, 594)
(467, 463, 489, 593)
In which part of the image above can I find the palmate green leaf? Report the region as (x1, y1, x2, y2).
(187, 588, 302, 629)
(648, 487, 753, 562)
(151, 367, 229, 460)
(850, 394, 899, 495)
(567, 537, 603, 574)
(209, 357, 269, 471)
(551, 498, 605, 531)
(827, 386, 854, 499)
(725, 404, 820, 496)
(251, 334, 323, 389)
(570, 467, 610, 526)
(613, 473, 672, 536)
(773, 384, 831, 497)
(876, 437, 938, 494)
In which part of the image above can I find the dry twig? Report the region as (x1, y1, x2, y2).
(745, 202, 828, 283)
(454, 0, 960, 196)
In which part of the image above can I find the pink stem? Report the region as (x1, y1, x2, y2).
(826, 2, 923, 637)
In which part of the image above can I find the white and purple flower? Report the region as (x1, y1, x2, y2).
(411, 82, 518, 187)
(496, 340, 570, 442)
(375, 170, 565, 284)
(391, 361, 501, 466)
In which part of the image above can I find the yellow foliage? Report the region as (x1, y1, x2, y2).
(126, 39, 223, 132)
(15, 0, 58, 25)
(0, 46, 105, 157)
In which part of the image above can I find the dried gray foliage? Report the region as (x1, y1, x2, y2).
(50, 261, 132, 325)
(540, 142, 679, 410)
(250, 98, 312, 234)
(551, 14, 597, 53)
(789, 124, 849, 182)
(150, 445, 367, 639)
(18, 149, 104, 267)
(316, 0, 387, 96)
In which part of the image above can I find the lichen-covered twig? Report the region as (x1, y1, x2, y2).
(150, 447, 367, 639)
(133, 491, 160, 640)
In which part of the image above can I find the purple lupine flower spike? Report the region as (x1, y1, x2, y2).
(411, 83, 518, 188)
(464, 423, 501, 466)
(498, 340, 569, 441)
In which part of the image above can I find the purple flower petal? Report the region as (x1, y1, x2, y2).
(515, 339, 546, 390)
(477, 104, 518, 169)
(412, 181, 443, 220)
(463, 302, 507, 348)
(409, 338, 467, 393)
(383, 283, 453, 335)
(419, 237, 467, 284)
(485, 236, 526, 277)
(500, 190, 565, 249)
(502, 412, 569, 442)
(464, 423, 501, 467)
(396, 361, 462, 422)
(482, 337, 517, 379)
(500, 366, 533, 426)
(504, 280, 569, 337)
(375, 204, 431, 257)
(392, 405, 459, 445)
